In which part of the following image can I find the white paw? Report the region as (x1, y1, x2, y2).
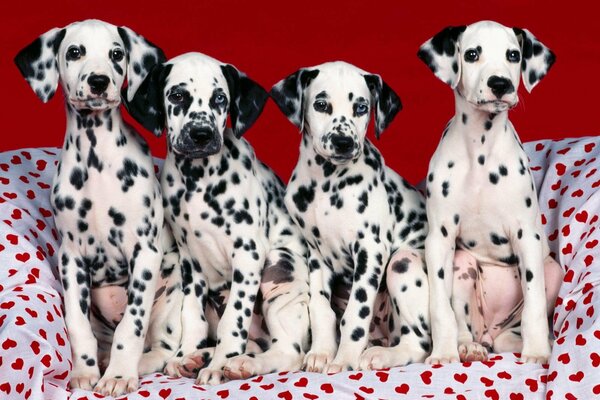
(70, 373, 100, 392)
(224, 354, 261, 380)
(324, 354, 358, 374)
(303, 351, 333, 373)
(425, 349, 460, 365)
(196, 367, 226, 385)
(94, 375, 138, 397)
(458, 342, 489, 362)
(164, 357, 183, 377)
(138, 350, 168, 376)
(359, 346, 418, 370)
(520, 347, 551, 364)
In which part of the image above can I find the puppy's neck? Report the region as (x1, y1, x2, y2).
(63, 104, 139, 159)
(452, 91, 512, 155)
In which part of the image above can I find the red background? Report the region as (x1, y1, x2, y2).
(1, 1, 598, 184)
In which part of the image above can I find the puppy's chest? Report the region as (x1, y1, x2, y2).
(430, 145, 535, 264)
(287, 170, 389, 272)
(163, 159, 266, 268)
(51, 144, 162, 272)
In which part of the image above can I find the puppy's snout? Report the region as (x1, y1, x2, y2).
(189, 127, 214, 146)
(487, 76, 514, 98)
(331, 134, 355, 154)
(87, 74, 110, 95)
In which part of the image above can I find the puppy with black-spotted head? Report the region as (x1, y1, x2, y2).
(127, 52, 311, 385)
(271, 62, 431, 373)
(418, 21, 563, 365)
(14, 19, 184, 396)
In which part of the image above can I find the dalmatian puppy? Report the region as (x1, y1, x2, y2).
(14, 19, 183, 396)
(126, 52, 310, 385)
(270, 62, 431, 373)
(417, 20, 563, 364)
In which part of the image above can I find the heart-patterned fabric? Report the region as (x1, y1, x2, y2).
(0, 137, 598, 399)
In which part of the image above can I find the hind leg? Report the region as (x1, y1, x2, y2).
(452, 250, 488, 362)
(360, 249, 431, 370)
(225, 250, 310, 379)
(139, 267, 183, 375)
(491, 255, 563, 355)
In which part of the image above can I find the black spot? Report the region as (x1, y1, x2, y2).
(351, 327, 365, 341)
(499, 165, 508, 176)
(292, 183, 315, 212)
(233, 270, 244, 283)
(69, 168, 85, 190)
(355, 288, 367, 302)
(441, 226, 448, 237)
(478, 155, 485, 165)
(437, 268, 445, 279)
(485, 120, 492, 130)
(442, 181, 450, 197)
(489, 173, 499, 184)
(392, 258, 410, 274)
(525, 270, 534, 282)
(108, 207, 126, 226)
(490, 233, 509, 245)
(525, 197, 532, 208)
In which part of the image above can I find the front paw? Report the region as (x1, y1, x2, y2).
(425, 349, 460, 365)
(196, 367, 226, 385)
(458, 342, 489, 362)
(323, 354, 359, 374)
(359, 345, 420, 370)
(520, 342, 551, 364)
(303, 351, 334, 373)
(224, 354, 261, 380)
(70, 369, 100, 392)
(94, 374, 138, 397)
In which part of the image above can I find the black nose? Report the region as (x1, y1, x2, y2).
(87, 74, 110, 95)
(331, 134, 355, 154)
(487, 76, 514, 98)
(189, 127, 213, 145)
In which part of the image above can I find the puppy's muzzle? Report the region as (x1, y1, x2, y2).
(175, 123, 221, 158)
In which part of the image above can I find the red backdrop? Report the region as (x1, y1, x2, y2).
(1, 0, 598, 184)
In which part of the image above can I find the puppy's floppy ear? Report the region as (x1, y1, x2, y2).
(124, 63, 171, 136)
(14, 27, 66, 103)
(117, 26, 166, 102)
(220, 64, 269, 138)
(417, 25, 466, 89)
(363, 74, 402, 139)
(512, 28, 556, 93)
(270, 68, 320, 132)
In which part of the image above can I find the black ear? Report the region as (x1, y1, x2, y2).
(512, 27, 556, 92)
(270, 68, 320, 131)
(363, 74, 402, 138)
(417, 25, 466, 88)
(124, 63, 171, 136)
(117, 26, 166, 101)
(220, 64, 269, 138)
(14, 27, 66, 103)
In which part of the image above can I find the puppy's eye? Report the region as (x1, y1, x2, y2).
(111, 48, 125, 62)
(355, 103, 369, 116)
(168, 92, 184, 103)
(313, 100, 329, 112)
(506, 49, 521, 63)
(66, 46, 82, 61)
(464, 49, 479, 62)
(215, 94, 226, 105)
